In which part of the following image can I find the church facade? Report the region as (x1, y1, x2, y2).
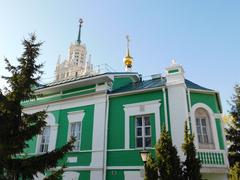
(22, 23, 229, 180)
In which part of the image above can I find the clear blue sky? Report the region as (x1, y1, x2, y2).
(0, 0, 239, 113)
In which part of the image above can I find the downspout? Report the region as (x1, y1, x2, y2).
(187, 89, 192, 133)
(162, 87, 168, 131)
(103, 94, 109, 180)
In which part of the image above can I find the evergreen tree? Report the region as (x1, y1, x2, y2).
(182, 121, 202, 180)
(0, 34, 74, 180)
(155, 128, 183, 180)
(225, 84, 240, 166)
(229, 162, 240, 180)
(144, 154, 158, 180)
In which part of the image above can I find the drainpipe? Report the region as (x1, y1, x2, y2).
(187, 89, 192, 133)
(162, 87, 168, 131)
(103, 94, 109, 180)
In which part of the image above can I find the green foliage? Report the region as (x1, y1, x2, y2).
(155, 128, 183, 180)
(0, 34, 74, 180)
(182, 121, 202, 180)
(44, 166, 65, 180)
(229, 162, 240, 180)
(144, 154, 158, 180)
(225, 85, 240, 167)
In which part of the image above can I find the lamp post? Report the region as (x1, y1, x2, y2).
(140, 149, 149, 174)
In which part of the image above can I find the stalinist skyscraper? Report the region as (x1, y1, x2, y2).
(55, 19, 96, 81)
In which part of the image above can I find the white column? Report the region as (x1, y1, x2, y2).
(90, 95, 107, 180)
(165, 61, 188, 159)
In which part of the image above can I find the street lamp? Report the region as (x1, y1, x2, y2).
(140, 149, 149, 164)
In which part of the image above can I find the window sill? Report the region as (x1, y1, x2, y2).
(198, 143, 215, 150)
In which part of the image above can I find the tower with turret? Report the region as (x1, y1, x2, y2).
(55, 19, 95, 81)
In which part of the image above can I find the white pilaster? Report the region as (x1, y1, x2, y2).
(90, 95, 107, 180)
(165, 61, 188, 159)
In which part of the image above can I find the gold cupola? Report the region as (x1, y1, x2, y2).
(123, 35, 133, 72)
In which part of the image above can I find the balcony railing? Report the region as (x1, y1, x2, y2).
(197, 149, 228, 168)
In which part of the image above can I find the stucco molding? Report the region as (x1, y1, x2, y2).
(190, 103, 220, 150)
(23, 94, 106, 114)
(67, 110, 85, 123)
(123, 100, 161, 149)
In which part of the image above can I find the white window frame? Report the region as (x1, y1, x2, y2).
(196, 116, 211, 143)
(69, 121, 82, 151)
(67, 110, 85, 151)
(36, 113, 58, 154)
(135, 115, 152, 148)
(190, 103, 219, 150)
(123, 100, 161, 149)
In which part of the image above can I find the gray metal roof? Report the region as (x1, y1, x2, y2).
(109, 78, 214, 94)
(185, 79, 213, 91)
(109, 77, 166, 94)
(35, 72, 214, 94)
(35, 72, 139, 90)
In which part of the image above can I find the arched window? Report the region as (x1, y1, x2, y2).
(195, 108, 215, 149)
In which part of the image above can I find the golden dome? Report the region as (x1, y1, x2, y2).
(123, 52, 133, 67)
(123, 35, 133, 68)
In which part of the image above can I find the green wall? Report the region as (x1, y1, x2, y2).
(56, 105, 94, 166)
(107, 149, 155, 166)
(190, 92, 220, 113)
(79, 171, 90, 179)
(106, 170, 124, 180)
(108, 90, 165, 150)
(25, 104, 94, 166)
(215, 119, 225, 150)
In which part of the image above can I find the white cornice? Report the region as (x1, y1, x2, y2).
(188, 88, 218, 94)
(35, 75, 114, 95)
(109, 86, 163, 98)
(123, 100, 161, 108)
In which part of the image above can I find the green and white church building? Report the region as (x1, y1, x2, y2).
(23, 22, 229, 180)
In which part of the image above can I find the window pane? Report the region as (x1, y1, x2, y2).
(77, 123, 81, 131)
(201, 119, 206, 126)
(196, 118, 200, 126)
(203, 135, 209, 143)
(135, 115, 152, 148)
(145, 137, 151, 147)
(198, 135, 203, 143)
(40, 145, 44, 152)
(74, 141, 80, 150)
(144, 117, 150, 125)
(136, 118, 142, 126)
(70, 122, 81, 151)
(202, 127, 207, 134)
(137, 128, 142, 136)
(197, 126, 202, 135)
(44, 145, 48, 152)
(71, 124, 75, 133)
(41, 136, 45, 143)
(136, 138, 143, 147)
(145, 127, 151, 136)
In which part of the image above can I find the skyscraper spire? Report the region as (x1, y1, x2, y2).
(77, 18, 83, 44)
